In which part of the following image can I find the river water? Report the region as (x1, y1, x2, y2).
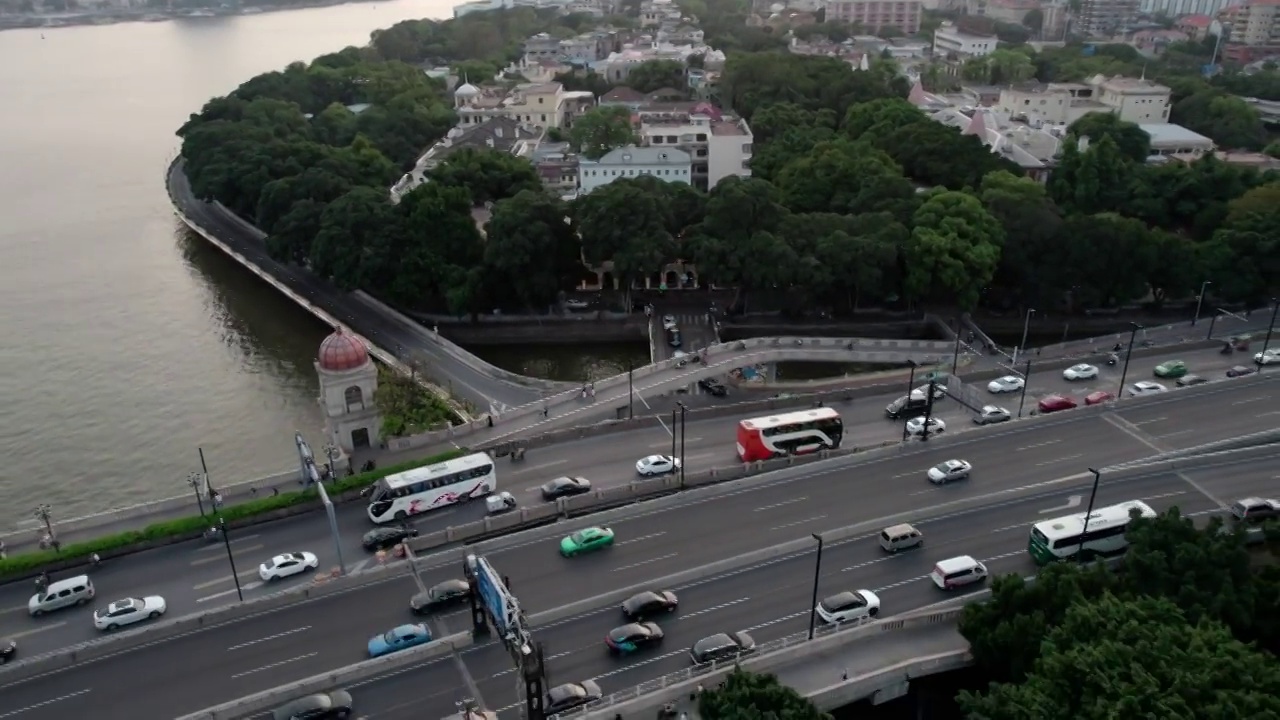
(0, 0, 496, 529)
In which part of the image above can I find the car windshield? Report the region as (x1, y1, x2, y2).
(383, 630, 403, 643)
(609, 625, 640, 642)
(549, 685, 584, 703)
(570, 531, 588, 544)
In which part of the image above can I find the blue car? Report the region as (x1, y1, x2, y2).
(368, 623, 432, 658)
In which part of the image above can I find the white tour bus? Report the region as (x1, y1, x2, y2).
(1028, 499, 1157, 565)
(366, 452, 496, 524)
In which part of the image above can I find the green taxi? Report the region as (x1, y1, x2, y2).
(1153, 360, 1188, 379)
(560, 526, 615, 557)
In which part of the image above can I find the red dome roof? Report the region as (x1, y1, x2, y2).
(318, 328, 369, 371)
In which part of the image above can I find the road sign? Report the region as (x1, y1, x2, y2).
(474, 556, 520, 638)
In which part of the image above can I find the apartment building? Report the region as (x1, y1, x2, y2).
(454, 81, 596, 130)
(825, 0, 923, 34)
(964, 0, 1042, 25)
(594, 42, 725, 83)
(631, 102, 753, 191)
(996, 74, 1171, 126)
(933, 21, 998, 58)
(639, 0, 684, 27)
(1075, 0, 1139, 37)
(1138, 0, 1231, 16)
(577, 146, 694, 194)
(522, 30, 618, 65)
(1222, 0, 1280, 64)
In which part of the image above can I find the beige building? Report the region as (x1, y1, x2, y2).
(825, 0, 923, 34)
(996, 75, 1170, 127)
(635, 103, 753, 191)
(453, 81, 596, 131)
(315, 329, 381, 454)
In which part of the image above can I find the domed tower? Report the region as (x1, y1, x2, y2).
(454, 81, 480, 109)
(315, 327, 381, 455)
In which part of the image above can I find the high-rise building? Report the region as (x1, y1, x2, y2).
(825, 0, 923, 34)
(1076, 0, 1139, 36)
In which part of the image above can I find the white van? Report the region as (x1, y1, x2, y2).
(929, 556, 987, 590)
(879, 523, 924, 553)
(29, 574, 95, 616)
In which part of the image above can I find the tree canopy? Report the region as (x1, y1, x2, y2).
(698, 669, 831, 720)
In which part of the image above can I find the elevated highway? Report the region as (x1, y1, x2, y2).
(2, 378, 1277, 719)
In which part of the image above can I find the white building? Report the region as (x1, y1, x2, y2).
(454, 81, 595, 130)
(1138, 0, 1232, 15)
(933, 21, 997, 58)
(594, 43, 726, 83)
(315, 329, 381, 454)
(996, 74, 1171, 127)
(577, 146, 693, 195)
(1139, 123, 1215, 156)
(1087, 74, 1171, 124)
(635, 104, 753, 191)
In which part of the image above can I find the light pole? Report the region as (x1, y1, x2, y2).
(1260, 298, 1278, 369)
(902, 360, 918, 442)
(33, 504, 56, 551)
(920, 380, 938, 442)
(1192, 281, 1211, 326)
(808, 533, 824, 640)
(1117, 323, 1142, 399)
(1079, 468, 1102, 563)
(627, 359, 634, 420)
(670, 409, 677, 465)
(950, 316, 962, 375)
(1207, 310, 1219, 341)
(677, 402, 687, 488)
(1017, 360, 1032, 418)
(1013, 308, 1035, 366)
(186, 472, 207, 517)
(202, 449, 244, 602)
(322, 442, 339, 481)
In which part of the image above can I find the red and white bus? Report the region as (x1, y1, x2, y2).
(736, 408, 845, 462)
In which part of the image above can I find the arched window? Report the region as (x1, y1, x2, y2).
(344, 385, 364, 412)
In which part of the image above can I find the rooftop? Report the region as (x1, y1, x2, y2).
(712, 118, 748, 136)
(1139, 123, 1214, 145)
(582, 146, 694, 165)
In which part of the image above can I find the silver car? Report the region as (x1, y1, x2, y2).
(272, 689, 353, 719)
(973, 405, 1011, 425)
(987, 376, 1024, 393)
(927, 460, 972, 484)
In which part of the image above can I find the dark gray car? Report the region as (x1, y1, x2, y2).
(272, 689, 353, 719)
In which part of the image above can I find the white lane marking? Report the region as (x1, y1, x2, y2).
(511, 460, 567, 475)
(891, 470, 918, 479)
(348, 558, 373, 576)
(589, 648, 686, 680)
(229, 652, 318, 679)
(1035, 454, 1083, 466)
(1015, 440, 1060, 451)
(227, 626, 311, 651)
(0, 605, 27, 615)
(5, 621, 67, 641)
(1257, 410, 1280, 417)
(1103, 414, 1167, 453)
(193, 570, 261, 591)
(990, 523, 1025, 533)
(1157, 430, 1195, 438)
(841, 555, 903, 573)
(682, 452, 721, 464)
(0, 689, 91, 718)
(650, 438, 702, 449)
(616, 532, 666, 546)
(771, 515, 826, 531)
(190, 544, 263, 567)
(613, 553, 679, 572)
(196, 581, 264, 603)
(194, 534, 259, 553)
(1232, 396, 1268, 405)
(1037, 495, 1082, 514)
(678, 597, 749, 619)
(1131, 416, 1168, 425)
(754, 497, 807, 512)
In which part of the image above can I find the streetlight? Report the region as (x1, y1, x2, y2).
(950, 317, 962, 375)
(1192, 281, 1211, 326)
(808, 533, 825, 640)
(902, 360, 918, 442)
(1117, 323, 1142, 399)
(1260, 298, 1279, 369)
(1017, 360, 1032, 418)
(186, 472, 207, 517)
(1013, 308, 1036, 366)
(33, 504, 56, 552)
(670, 408, 677, 467)
(322, 442, 340, 481)
(1079, 468, 1102, 563)
(920, 380, 938, 442)
(627, 359, 635, 420)
(677, 402, 687, 488)
(201, 449, 244, 602)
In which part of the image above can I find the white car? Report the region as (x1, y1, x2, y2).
(987, 376, 1024, 393)
(905, 416, 947, 436)
(662, 315, 678, 331)
(816, 590, 880, 624)
(1128, 381, 1168, 397)
(258, 551, 319, 582)
(564, 298, 591, 310)
(93, 596, 166, 631)
(1256, 349, 1280, 366)
(927, 459, 972, 484)
(973, 405, 1011, 425)
(636, 455, 681, 476)
(911, 384, 948, 401)
(1062, 364, 1098, 381)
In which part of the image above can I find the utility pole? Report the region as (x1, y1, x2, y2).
(202, 449, 243, 602)
(919, 380, 938, 442)
(33, 504, 56, 552)
(186, 472, 206, 517)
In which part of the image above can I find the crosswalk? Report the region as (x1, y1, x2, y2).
(655, 312, 714, 330)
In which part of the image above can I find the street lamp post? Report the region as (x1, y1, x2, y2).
(1079, 468, 1103, 563)
(951, 317, 962, 375)
(1117, 323, 1142, 399)
(920, 380, 938, 442)
(1017, 360, 1032, 418)
(1192, 281, 1211, 326)
(808, 533, 825, 640)
(670, 409, 677, 465)
(201, 450, 244, 602)
(902, 360, 918, 442)
(627, 360, 634, 420)
(186, 472, 207, 517)
(1260, 298, 1279, 369)
(1207, 311, 1219, 341)
(33, 504, 56, 551)
(677, 402, 687, 488)
(1013, 308, 1036, 366)
(322, 442, 339, 481)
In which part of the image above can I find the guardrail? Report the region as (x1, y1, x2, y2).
(175, 631, 474, 720)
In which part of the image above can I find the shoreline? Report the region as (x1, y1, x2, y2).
(0, 0, 379, 33)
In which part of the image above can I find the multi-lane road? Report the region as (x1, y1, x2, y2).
(0, 345, 1260, 657)
(1, 377, 1276, 718)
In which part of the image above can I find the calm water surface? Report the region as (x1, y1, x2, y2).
(0, 0, 470, 529)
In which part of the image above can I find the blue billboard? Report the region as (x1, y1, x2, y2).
(474, 556, 520, 638)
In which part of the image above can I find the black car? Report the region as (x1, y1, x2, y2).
(1176, 374, 1209, 387)
(1227, 365, 1257, 378)
(698, 378, 728, 397)
(545, 680, 603, 715)
(690, 631, 756, 665)
(410, 579, 471, 615)
(604, 622, 665, 654)
(621, 590, 679, 620)
(1, 638, 15, 664)
(885, 395, 929, 419)
(361, 526, 417, 551)
(271, 689, 353, 719)
(540, 476, 592, 502)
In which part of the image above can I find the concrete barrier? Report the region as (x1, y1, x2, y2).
(174, 631, 474, 720)
(809, 649, 974, 710)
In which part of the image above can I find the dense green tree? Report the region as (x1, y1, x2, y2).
(575, 179, 675, 299)
(1048, 135, 1131, 215)
(483, 191, 583, 311)
(308, 186, 399, 289)
(1065, 113, 1151, 163)
(427, 147, 543, 205)
(775, 139, 917, 219)
(842, 98, 924, 140)
(395, 182, 486, 312)
(747, 103, 838, 181)
(1060, 212, 1155, 306)
(1204, 184, 1280, 302)
(904, 191, 1004, 309)
(871, 119, 1020, 190)
(568, 106, 637, 160)
(976, 171, 1064, 307)
(698, 669, 830, 720)
(623, 60, 687, 94)
(1172, 90, 1268, 150)
(719, 53, 904, 121)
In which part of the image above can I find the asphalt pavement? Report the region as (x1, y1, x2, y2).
(1, 379, 1276, 718)
(0, 363, 1272, 660)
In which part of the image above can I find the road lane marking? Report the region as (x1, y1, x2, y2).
(1131, 416, 1168, 425)
(1035, 454, 1083, 466)
(771, 515, 826, 531)
(1015, 440, 1060, 451)
(613, 553, 678, 572)
(196, 581, 265, 603)
(1157, 430, 1195, 438)
(677, 597, 750, 619)
(1103, 414, 1168, 453)
(511, 460, 567, 475)
(616, 532, 666, 546)
(230, 652, 318, 679)
(0, 689, 91, 718)
(0, 605, 27, 616)
(754, 497, 807, 512)
(190, 544, 264, 567)
(227, 626, 311, 651)
(193, 571, 261, 591)
(683, 451, 721, 464)
(1037, 495, 1083, 514)
(589, 648, 685, 680)
(1232, 396, 1268, 405)
(891, 470, 918, 479)
(5, 621, 67, 640)
(1257, 410, 1280, 417)
(649, 437, 702, 449)
(194, 534, 260, 553)
(841, 556, 903, 573)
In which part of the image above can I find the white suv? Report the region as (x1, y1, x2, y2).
(816, 590, 880, 623)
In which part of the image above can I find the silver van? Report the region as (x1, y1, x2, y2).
(28, 574, 95, 616)
(879, 523, 924, 553)
(929, 556, 987, 590)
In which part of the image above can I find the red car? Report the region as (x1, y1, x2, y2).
(1038, 395, 1078, 413)
(1084, 391, 1114, 406)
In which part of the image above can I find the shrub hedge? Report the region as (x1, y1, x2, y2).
(0, 448, 470, 578)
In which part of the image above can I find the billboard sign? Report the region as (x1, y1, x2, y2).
(474, 556, 520, 638)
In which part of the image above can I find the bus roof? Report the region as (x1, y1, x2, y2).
(380, 452, 493, 489)
(1032, 500, 1156, 539)
(740, 407, 840, 430)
